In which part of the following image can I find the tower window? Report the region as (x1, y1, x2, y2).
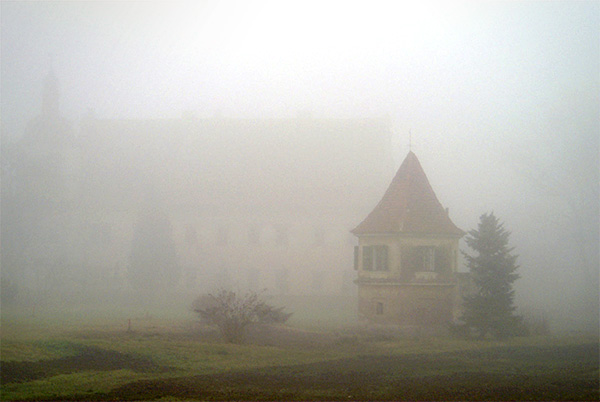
(412, 246, 436, 271)
(424, 247, 435, 271)
(376, 302, 384, 315)
(362, 245, 389, 271)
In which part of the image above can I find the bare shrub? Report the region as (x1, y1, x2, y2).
(192, 289, 291, 343)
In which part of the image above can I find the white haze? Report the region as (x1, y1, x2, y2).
(1, 1, 598, 331)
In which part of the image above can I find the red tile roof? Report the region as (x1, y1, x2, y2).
(352, 151, 463, 236)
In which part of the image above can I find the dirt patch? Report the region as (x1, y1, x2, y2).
(102, 343, 599, 401)
(0, 344, 163, 383)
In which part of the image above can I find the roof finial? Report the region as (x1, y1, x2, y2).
(409, 129, 412, 151)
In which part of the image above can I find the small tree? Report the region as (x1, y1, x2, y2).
(192, 289, 292, 343)
(462, 212, 521, 338)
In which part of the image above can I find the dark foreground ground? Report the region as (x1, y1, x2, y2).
(2, 342, 598, 401)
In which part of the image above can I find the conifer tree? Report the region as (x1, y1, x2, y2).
(462, 212, 521, 338)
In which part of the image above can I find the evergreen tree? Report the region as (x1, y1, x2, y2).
(462, 212, 521, 338)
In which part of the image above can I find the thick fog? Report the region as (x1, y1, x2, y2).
(1, 1, 598, 331)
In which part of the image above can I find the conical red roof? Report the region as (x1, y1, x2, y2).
(352, 151, 463, 236)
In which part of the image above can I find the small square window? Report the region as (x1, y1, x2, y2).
(362, 245, 389, 271)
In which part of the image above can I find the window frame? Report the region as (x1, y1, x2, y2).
(423, 246, 435, 272)
(362, 245, 389, 271)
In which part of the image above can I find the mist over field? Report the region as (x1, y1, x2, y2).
(1, 0, 598, 335)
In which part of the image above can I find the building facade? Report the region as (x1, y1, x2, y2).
(2, 71, 396, 301)
(352, 151, 464, 326)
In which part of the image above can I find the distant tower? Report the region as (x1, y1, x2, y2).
(19, 67, 75, 202)
(351, 151, 464, 327)
(23, 66, 73, 146)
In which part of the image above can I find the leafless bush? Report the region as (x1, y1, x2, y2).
(192, 289, 291, 343)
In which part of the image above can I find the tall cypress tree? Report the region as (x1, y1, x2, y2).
(462, 212, 521, 338)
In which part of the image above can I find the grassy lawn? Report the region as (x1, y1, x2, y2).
(1, 306, 598, 401)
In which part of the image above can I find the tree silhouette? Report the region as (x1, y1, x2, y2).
(462, 212, 521, 338)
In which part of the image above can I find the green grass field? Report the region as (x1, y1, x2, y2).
(1, 303, 598, 401)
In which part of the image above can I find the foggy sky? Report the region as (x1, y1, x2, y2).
(1, 1, 599, 325)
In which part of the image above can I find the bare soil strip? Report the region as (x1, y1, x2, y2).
(1, 344, 163, 384)
(58, 342, 599, 401)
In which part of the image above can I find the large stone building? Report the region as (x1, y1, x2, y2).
(2, 71, 396, 301)
(352, 151, 464, 326)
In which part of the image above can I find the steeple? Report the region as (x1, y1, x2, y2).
(22, 64, 73, 147)
(352, 151, 463, 236)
